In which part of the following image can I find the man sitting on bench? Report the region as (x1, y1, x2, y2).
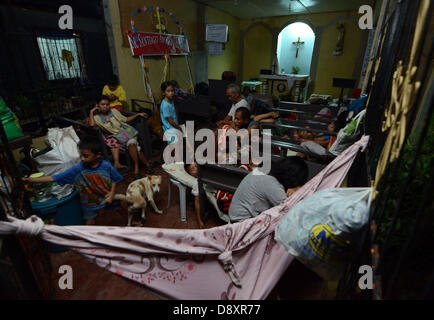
(217, 83, 250, 127)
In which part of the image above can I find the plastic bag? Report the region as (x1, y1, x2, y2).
(51, 184, 75, 200)
(329, 109, 366, 156)
(275, 187, 373, 281)
(33, 126, 80, 176)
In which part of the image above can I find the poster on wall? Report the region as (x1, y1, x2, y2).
(209, 43, 223, 55)
(127, 31, 190, 57)
(206, 24, 228, 43)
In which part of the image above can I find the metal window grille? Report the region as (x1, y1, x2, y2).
(36, 34, 81, 80)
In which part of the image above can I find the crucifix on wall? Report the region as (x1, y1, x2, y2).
(292, 37, 304, 58)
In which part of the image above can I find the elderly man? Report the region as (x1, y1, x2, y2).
(217, 83, 250, 127)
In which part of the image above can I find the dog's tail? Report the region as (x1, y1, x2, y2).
(113, 194, 132, 203)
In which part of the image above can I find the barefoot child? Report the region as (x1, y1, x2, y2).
(23, 138, 123, 225)
(90, 95, 153, 179)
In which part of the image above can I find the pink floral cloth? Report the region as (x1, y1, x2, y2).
(0, 136, 369, 299)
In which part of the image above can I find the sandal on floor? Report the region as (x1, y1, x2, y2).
(133, 173, 142, 180)
(145, 166, 154, 174)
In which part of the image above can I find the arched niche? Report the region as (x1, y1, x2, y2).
(277, 22, 315, 76)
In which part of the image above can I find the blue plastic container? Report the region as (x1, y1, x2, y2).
(31, 189, 84, 252)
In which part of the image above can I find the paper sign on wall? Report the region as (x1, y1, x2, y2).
(206, 24, 228, 43)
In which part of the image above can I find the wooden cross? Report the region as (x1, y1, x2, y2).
(292, 37, 304, 58)
(154, 10, 166, 33)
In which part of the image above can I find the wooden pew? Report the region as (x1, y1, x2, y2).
(261, 122, 337, 136)
(267, 135, 327, 161)
(197, 163, 249, 221)
(279, 119, 329, 131)
(174, 94, 212, 121)
(278, 101, 339, 117)
(271, 107, 337, 122)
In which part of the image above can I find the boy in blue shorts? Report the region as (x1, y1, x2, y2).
(24, 137, 123, 225)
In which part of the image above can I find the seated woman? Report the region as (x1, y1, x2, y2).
(102, 75, 127, 112)
(228, 157, 308, 223)
(89, 95, 153, 179)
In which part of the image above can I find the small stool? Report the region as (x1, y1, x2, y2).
(167, 178, 187, 221)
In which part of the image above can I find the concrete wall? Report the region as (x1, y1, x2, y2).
(206, 6, 240, 81)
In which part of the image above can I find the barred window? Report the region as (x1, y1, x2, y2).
(36, 34, 82, 80)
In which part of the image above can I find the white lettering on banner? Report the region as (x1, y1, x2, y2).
(127, 31, 190, 56)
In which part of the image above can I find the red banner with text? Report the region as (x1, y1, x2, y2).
(127, 31, 190, 57)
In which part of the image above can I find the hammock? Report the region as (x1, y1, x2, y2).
(0, 136, 369, 300)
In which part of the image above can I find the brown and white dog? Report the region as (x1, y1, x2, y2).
(114, 175, 163, 226)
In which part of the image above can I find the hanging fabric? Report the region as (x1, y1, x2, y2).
(0, 136, 369, 299)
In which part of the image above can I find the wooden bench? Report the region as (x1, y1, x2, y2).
(279, 119, 329, 131)
(56, 110, 155, 167)
(261, 122, 337, 136)
(174, 94, 213, 123)
(278, 101, 339, 117)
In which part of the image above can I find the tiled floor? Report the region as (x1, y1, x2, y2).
(49, 160, 325, 300)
